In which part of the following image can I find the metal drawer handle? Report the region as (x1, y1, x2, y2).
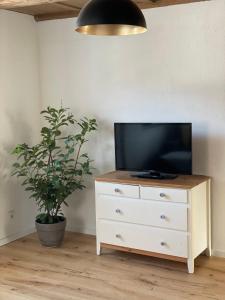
(115, 209, 122, 214)
(160, 214, 166, 220)
(116, 234, 121, 239)
(161, 241, 166, 246)
(160, 193, 166, 198)
(115, 188, 121, 193)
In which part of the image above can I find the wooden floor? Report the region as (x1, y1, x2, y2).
(0, 233, 224, 300)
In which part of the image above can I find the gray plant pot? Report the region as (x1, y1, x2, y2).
(35, 218, 66, 247)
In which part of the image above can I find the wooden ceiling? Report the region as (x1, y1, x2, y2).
(0, 0, 209, 22)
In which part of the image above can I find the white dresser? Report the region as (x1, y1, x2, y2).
(95, 171, 211, 273)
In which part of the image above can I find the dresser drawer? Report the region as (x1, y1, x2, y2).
(95, 182, 139, 199)
(96, 195, 187, 231)
(140, 186, 188, 203)
(99, 220, 188, 258)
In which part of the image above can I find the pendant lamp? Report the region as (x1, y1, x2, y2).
(75, 0, 147, 36)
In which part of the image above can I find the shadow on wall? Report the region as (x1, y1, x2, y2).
(0, 145, 10, 183)
(192, 123, 209, 176)
(0, 110, 36, 240)
(92, 118, 115, 175)
(64, 118, 115, 233)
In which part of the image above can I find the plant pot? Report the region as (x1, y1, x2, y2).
(35, 218, 66, 247)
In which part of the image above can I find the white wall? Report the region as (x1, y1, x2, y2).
(37, 0, 225, 255)
(0, 10, 40, 244)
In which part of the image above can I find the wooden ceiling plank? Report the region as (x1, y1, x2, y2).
(0, 0, 210, 9)
(33, 1, 81, 20)
(2, 2, 78, 16)
(0, 0, 211, 22)
(137, 0, 209, 9)
(34, 9, 79, 21)
(0, 0, 69, 8)
(56, 1, 81, 10)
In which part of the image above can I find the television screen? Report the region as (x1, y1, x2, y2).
(115, 123, 192, 175)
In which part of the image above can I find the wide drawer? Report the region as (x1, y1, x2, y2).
(98, 220, 188, 258)
(95, 182, 139, 199)
(96, 195, 187, 231)
(140, 186, 188, 203)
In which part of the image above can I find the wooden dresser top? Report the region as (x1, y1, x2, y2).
(95, 171, 210, 189)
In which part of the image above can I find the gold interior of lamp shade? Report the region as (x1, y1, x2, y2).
(75, 24, 147, 36)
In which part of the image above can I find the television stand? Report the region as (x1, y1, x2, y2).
(95, 171, 212, 274)
(131, 170, 178, 180)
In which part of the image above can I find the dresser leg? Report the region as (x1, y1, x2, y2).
(187, 259, 195, 274)
(97, 242, 101, 256)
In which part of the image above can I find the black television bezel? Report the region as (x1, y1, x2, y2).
(114, 122, 192, 175)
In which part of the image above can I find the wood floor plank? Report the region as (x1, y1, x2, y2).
(0, 232, 224, 300)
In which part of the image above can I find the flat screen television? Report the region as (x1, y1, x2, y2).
(115, 123, 192, 178)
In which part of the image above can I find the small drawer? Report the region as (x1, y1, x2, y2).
(96, 195, 187, 231)
(98, 220, 188, 258)
(140, 186, 188, 203)
(95, 182, 139, 199)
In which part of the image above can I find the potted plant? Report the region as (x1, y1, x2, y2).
(11, 106, 97, 247)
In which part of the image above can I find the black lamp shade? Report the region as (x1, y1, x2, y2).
(75, 0, 147, 36)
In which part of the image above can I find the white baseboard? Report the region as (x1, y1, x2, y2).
(212, 249, 225, 258)
(0, 225, 95, 247)
(0, 227, 35, 247)
(67, 224, 96, 236)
